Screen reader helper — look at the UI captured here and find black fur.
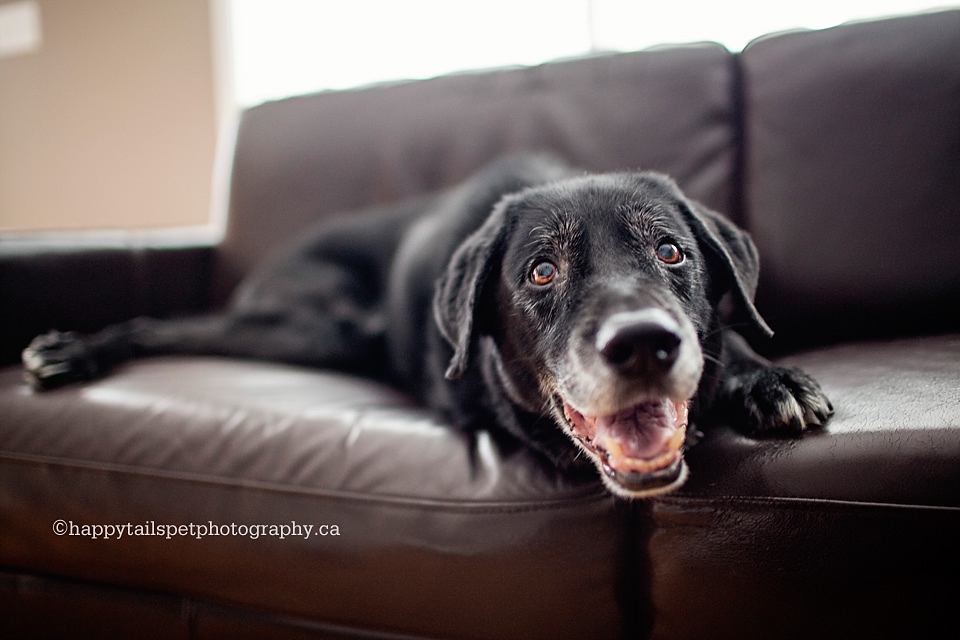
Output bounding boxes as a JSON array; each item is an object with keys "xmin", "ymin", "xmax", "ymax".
[{"xmin": 23, "ymin": 154, "xmax": 832, "ymax": 498}]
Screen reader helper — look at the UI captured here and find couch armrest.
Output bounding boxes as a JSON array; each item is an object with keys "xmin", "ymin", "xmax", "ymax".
[{"xmin": 0, "ymin": 228, "xmax": 219, "ymax": 365}]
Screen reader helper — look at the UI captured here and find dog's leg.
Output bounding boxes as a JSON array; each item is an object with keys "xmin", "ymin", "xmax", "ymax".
[
  {"xmin": 23, "ymin": 305, "xmax": 386, "ymax": 391},
  {"xmin": 717, "ymin": 331, "xmax": 833, "ymax": 435},
  {"xmin": 23, "ymin": 321, "xmax": 149, "ymax": 390},
  {"xmin": 23, "ymin": 207, "xmax": 405, "ymax": 391}
]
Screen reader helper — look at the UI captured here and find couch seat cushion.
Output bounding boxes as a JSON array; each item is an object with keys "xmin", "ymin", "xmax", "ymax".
[
  {"xmin": 649, "ymin": 334, "xmax": 960, "ymax": 640},
  {"xmin": 0, "ymin": 357, "xmax": 627, "ymax": 639}
]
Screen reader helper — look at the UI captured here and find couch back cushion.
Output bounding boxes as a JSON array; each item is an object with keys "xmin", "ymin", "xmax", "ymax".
[
  {"xmin": 742, "ymin": 10, "xmax": 960, "ymax": 350},
  {"xmin": 216, "ymin": 44, "xmax": 737, "ymax": 300}
]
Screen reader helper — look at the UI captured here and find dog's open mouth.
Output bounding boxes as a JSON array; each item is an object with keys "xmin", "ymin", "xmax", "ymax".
[{"xmin": 562, "ymin": 398, "xmax": 688, "ymax": 495}]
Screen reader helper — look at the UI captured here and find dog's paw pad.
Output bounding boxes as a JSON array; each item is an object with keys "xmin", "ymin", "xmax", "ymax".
[
  {"xmin": 727, "ymin": 366, "xmax": 833, "ymax": 436},
  {"xmin": 22, "ymin": 330, "xmax": 99, "ymax": 390}
]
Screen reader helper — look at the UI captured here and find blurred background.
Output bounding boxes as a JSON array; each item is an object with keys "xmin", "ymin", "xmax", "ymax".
[{"xmin": 0, "ymin": 0, "xmax": 952, "ymax": 232}]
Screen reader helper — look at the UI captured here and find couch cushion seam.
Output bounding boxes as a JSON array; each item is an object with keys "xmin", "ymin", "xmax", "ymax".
[{"xmin": 0, "ymin": 451, "xmax": 610, "ymax": 514}]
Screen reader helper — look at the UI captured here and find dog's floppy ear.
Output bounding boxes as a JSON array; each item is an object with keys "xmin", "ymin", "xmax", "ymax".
[
  {"xmin": 433, "ymin": 202, "xmax": 510, "ymax": 379},
  {"xmin": 680, "ymin": 200, "xmax": 774, "ymax": 339}
]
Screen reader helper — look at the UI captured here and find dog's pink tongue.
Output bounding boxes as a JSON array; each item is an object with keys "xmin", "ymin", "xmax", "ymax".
[{"xmin": 594, "ymin": 399, "xmax": 681, "ymax": 461}]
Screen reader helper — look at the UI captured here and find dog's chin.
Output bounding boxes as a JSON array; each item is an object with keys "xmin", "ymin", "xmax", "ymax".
[{"xmin": 559, "ymin": 396, "xmax": 690, "ymax": 498}]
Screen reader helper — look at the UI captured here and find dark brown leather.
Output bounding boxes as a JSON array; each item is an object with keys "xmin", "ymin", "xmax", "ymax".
[
  {"xmin": 0, "ymin": 359, "xmax": 627, "ymax": 639},
  {"xmin": 218, "ymin": 43, "xmax": 738, "ymax": 301},
  {"xmin": 742, "ymin": 10, "xmax": 960, "ymax": 352},
  {"xmin": 3, "ymin": 335, "xmax": 957, "ymax": 637},
  {"xmin": 648, "ymin": 335, "xmax": 960, "ymax": 639},
  {"xmin": 680, "ymin": 335, "xmax": 960, "ymax": 506},
  {"xmin": 649, "ymin": 497, "xmax": 959, "ymax": 640}
]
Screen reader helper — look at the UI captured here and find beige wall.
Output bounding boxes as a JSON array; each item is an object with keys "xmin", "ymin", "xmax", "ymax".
[{"xmin": 0, "ymin": 0, "xmax": 219, "ymax": 231}]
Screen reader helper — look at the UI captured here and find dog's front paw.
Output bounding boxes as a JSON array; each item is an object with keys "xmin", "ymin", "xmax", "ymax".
[
  {"xmin": 22, "ymin": 330, "xmax": 100, "ymax": 391},
  {"xmin": 724, "ymin": 366, "xmax": 833, "ymax": 436}
]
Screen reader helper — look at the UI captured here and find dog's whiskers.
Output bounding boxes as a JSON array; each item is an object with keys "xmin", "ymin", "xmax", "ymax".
[{"xmin": 702, "ymin": 352, "xmax": 724, "ymax": 367}]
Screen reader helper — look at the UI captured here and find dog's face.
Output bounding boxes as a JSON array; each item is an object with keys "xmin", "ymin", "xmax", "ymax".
[{"xmin": 435, "ymin": 171, "xmax": 769, "ymax": 498}]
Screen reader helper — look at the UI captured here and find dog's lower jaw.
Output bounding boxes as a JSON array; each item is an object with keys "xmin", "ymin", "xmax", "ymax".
[{"xmin": 598, "ymin": 456, "xmax": 689, "ymax": 499}]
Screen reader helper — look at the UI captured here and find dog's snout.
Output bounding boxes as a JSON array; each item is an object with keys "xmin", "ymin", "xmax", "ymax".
[{"xmin": 596, "ymin": 309, "xmax": 682, "ymax": 376}]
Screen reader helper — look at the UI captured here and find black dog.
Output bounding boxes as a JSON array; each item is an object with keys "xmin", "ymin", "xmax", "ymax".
[{"xmin": 22, "ymin": 155, "xmax": 832, "ymax": 498}]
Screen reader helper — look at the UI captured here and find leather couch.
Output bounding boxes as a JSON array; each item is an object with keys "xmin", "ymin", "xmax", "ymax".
[{"xmin": 2, "ymin": 9, "xmax": 959, "ymax": 639}]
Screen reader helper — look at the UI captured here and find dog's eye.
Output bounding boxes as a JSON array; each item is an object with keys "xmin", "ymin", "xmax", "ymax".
[
  {"xmin": 530, "ymin": 260, "xmax": 558, "ymax": 285},
  {"xmin": 656, "ymin": 242, "xmax": 684, "ymax": 265}
]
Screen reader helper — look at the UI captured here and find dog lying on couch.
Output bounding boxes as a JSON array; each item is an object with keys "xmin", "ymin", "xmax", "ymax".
[{"xmin": 22, "ymin": 154, "xmax": 832, "ymax": 498}]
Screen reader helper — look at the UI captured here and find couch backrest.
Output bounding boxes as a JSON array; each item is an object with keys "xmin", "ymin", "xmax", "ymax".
[
  {"xmin": 217, "ymin": 10, "xmax": 960, "ymax": 352},
  {"xmin": 216, "ymin": 43, "xmax": 738, "ymax": 301},
  {"xmin": 741, "ymin": 9, "xmax": 960, "ymax": 350}
]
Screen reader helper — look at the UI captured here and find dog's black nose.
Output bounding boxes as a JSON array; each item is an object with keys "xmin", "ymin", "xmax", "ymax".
[{"xmin": 596, "ymin": 309, "xmax": 681, "ymax": 376}]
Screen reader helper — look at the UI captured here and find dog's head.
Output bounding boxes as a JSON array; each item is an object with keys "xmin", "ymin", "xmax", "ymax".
[{"xmin": 434, "ymin": 171, "xmax": 770, "ymax": 498}]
